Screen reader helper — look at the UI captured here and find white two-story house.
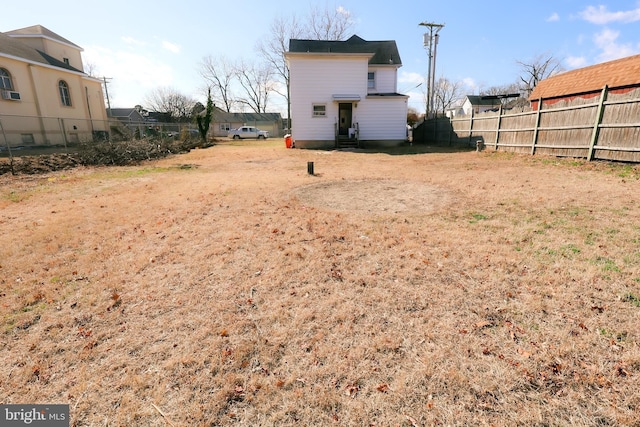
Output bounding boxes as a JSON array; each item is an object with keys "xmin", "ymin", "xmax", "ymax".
[{"xmin": 285, "ymin": 35, "xmax": 409, "ymax": 149}]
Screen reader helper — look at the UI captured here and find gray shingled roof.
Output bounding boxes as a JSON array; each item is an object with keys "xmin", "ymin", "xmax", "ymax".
[
  {"xmin": 0, "ymin": 29, "xmax": 82, "ymax": 73},
  {"xmin": 289, "ymin": 35, "xmax": 402, "ymax": 65}
]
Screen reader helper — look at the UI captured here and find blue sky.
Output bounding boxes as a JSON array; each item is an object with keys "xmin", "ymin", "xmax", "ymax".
[{"xmin": 4, "ymin": 0, "xmax": 640, "ymax": 115}]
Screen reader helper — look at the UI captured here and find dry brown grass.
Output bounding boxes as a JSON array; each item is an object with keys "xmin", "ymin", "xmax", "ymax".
[{"xmin": 1, "ymin": 140, "xmax": 640, "ymax": 426}]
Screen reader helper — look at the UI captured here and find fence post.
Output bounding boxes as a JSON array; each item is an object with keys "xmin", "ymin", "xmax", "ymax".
[
  {"xmin": 0, "ymin": 119, "xmax": 15, "ymax": 175},
  {"xmin": 468, "ymin": 109, "xmax": 474, "ymax": 146},
  {"xmin": 495, "ymin": 105, "xmax": 503, "ymax": 151},
  {"xmin": 531, "ymin": 99, "xmax": 542, "ymax": 155},
  {"xmin": 587, "ymin": 85, "xmax": 608, "ymax": 161}
]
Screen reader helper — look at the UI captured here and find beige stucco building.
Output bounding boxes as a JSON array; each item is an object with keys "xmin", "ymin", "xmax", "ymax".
[{"xmin": 0, "ymin": 25, "xmax": 108, "ymax": 147}]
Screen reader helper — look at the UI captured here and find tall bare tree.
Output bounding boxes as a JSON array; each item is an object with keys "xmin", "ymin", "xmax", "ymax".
[
  {"xmin": 307, "ymin": 5, "xmax": 354, "ymax": 40},
  {"xmin": 143, "ymin": 87, "xmax": 196, "ymax": 122},
  {"xmin": 256, "ymin": 5, "xmax": 356, "ymax": 124},
  {"xmin": 199, "ymin": 55, "xmax": 237, "ymax": 113},
  {"xmin": 235, "ymin": 61, "xmax": 274, "ymax": 113},
  {"xmin": 256, "ymin": 14, "xmax": 305, "ymax": 123},
  {"xmin": 518, "ymin": 54, "xmax": 564, "ymax": 96}
]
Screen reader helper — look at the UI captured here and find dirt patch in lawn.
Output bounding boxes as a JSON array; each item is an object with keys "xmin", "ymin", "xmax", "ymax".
[
  {"xmin": 1, "ymin": 142, "xmax": 640, "ymax": 426},
  {"xmin": 294, "ymin": 179, "xmax": 452, "ymax": 213}
]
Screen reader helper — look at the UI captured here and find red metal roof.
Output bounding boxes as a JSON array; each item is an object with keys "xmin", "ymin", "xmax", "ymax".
[{"xmin": 529, "ymin": 54, "xmax": 640, "ymax": 100}]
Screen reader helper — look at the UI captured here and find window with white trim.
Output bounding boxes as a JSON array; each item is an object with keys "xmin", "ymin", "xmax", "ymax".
[
  {"xmin": 367, "ymin": 71, "xmax": 375, "ymax": 89},
  {"xmin": 312, "ymin": 104, "xmax": 326, "ymax": 117},
  {"xmin": 219, "ymin": 123, "xmax": 230, "ymax": 132},
  {"xmin": 59, "ymin": 80, "xmax": 71, "ymax": 106},
  {"xmin": 0, "ymin": 68, "xmax": 13, "ymax": 90}
]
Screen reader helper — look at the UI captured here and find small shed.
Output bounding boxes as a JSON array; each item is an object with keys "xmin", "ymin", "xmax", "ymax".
[{"xmin": 529, "ymin": 54, "xmax": 640, "ymax": 109}]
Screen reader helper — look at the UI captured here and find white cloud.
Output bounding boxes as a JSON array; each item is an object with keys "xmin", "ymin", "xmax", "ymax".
[
  {"xmin": 547, "ymin": 12, "xmax": 560, "ymax": 22},
  {"xmin": 399, "ymin": 71, "xmax": 425, "ymax": 86},
  {"xmin": 566, "ymin": 56, "xmax": 588, "ymax": 68},
  {"xmin": 462, "ymin": 77, "xmax": 478, "ymax": 93},
  {"xmin": 162, "ymin": 41, "xmax": 181, "ymax": 54},
  {"xmin": 83, "ymin": 45, "xmax": 175, "ymax": 107},
  {"xmin": 593, "ymin": 28, "xmax": 638, "ymax": 61},
  {"xmin": 580, "ymin": 5, "xmax": 640, "ymax": 24},
  {"xmin": 121, "ymin": 36, "xmax": 147, "ymax": 47}
]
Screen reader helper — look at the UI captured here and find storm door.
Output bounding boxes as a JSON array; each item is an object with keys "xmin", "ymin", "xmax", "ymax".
[{"xmin": 338, "ymin": 103, "xmax": 353, "ymax": 137}]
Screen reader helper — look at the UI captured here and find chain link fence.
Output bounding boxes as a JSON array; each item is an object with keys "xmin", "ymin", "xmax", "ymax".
[{"xmin": 0, "ymin": 114, "xmax": 199, "ymax": 158}]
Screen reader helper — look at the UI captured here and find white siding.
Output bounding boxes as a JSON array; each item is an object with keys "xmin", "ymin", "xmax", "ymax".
[
  {"xmin": 289, "ymin": 55, "xmax": 369, "ymax": 142},
  {"xmin": 356, "ymin": 97, "xmax": 408, "ymax": 140},
  {"xmin": 368, "ymin": 66, "xmax": 397, "ymax": 94},
  {"xmin": 288, "ymin": 51, "xmax": 407, "ymax": 146}
]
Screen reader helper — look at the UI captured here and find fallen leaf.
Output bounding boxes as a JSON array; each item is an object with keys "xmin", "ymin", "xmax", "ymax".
[
  {"xmin": 475, "ymin": 321, "xmax": 493, "ymax": 329},
  {"xmin": 376, "ymin": 383, "xmax": 389, "ymax": 393},
  {"xmin": 344, "ymin": 383, "xmax": 359, "ymax": 397}
]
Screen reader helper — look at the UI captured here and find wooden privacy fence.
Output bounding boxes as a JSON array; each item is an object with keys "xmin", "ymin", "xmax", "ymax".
[{"xmin": 422, "ymin": 86, "xmax": 640, "ymax": 162}]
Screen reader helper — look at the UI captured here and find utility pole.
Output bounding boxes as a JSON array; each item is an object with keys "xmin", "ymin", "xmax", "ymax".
[
  {"xmin": 419, "ymin": 21, "xmax": 444, "ymax": 119},
  {"xmin": 102, "ymin": 77, "xmax": 112, "ymax": 117}
]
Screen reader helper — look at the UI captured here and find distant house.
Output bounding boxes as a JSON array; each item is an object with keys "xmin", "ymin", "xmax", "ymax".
[
  {"xmin": 211, "ymin": 106, "xmax": 283, "ymax": 138},
  {"xmin": 110, "ymin": 108, "xmax": 146, "ymax": 124},
  {"xmin": 529, "ymin": 54, "xmax": 640, "ymax": 110},
  {"xmin": 285, "ymin": 35, "xmax": 408, "ymax": 149},
  {"xmin": 0, "ymin": 25, "xmax": 108, "ymax": 146},
  {"xmin": 460, "ymin": 95, "xmax": 502, "ymax": 115}
]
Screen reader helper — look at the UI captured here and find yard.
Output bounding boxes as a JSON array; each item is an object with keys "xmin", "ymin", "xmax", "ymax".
[{"xmin": 1, "ymin": 140, "xmax": 639, "ymax": 426}]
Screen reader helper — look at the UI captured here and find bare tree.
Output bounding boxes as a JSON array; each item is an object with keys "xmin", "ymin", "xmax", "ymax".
[
  {"xmin": 307, "ymin": 5, "xmax": 354, "ymax": 40},
  {"xmin": 84, "ymin": 62, "xmax": 99, "ymax": 78},
  {"xmin": 256, "ymin": 14, "xmax": 305, "ymax": 123},
  {"xmin": 518, "ymin": 54, "xmax": 564, "ymax": 96},
  {"xmin": 432, "ymin": 77, "xmax": 464, "ymax": 116},
  {"xmin": 143, "ymin": 87, "xmax": 196, "ymax": 122},
  {"xmin": 256, "ymin": 5, "xmax": 356, "ymax": 124},
  {"xmin": 480, "ymin": 82, "xmax": 524, "ymax": 107},
  {"xmin": 235, "ymin": 61, "xmax": 274, "ymax": 113},
  {"xmin": 199, "ymin": 55, "xmax": 237, "ymax": 113}
]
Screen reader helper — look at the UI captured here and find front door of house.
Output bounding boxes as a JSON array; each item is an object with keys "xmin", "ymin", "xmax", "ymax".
[{"xmin": 338, "ymin": 103, "xmax": 352, "ymax": 136}]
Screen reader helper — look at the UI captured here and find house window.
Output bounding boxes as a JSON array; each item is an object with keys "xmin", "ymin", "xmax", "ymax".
[
  {"xmin": 312, "ymin": 104, "xmax": 326, "ymax": 117},
  {"xmin": 59, "ymin": 80, "xmax": 71, "ymax": 106},
  {"xmin": 0, "ymin": 68, "xmax": 13, "ymax": 90},
  {"xmin": 219, "ymin": 123, "xmax": 230, "ymax": 132},
  {"xmin": 367, "ymin": 72, "xmax": 375, "ymax": 89},
  {"xmin": 63, "ymin": 58, "xmax": 70, "ymax": 65}
]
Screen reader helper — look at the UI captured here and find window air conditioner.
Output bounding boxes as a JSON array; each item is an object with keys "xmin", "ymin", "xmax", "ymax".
[{"xmin": 1, "ymin": 90, "xmax": 21, "ymax": 101}]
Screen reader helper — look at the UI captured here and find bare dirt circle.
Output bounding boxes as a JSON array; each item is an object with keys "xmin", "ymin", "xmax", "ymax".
[{"xmin": 293, "ymin": 179, "xmax": 452, "ymax": 214}]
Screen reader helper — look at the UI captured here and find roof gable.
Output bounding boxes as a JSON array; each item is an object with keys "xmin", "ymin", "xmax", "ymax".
[
  {"xmin": 0, "ymin": 31, "xmax": 82, "ymax": 72},
  {"xmin": 6, "ymin": 25, "xmax": 82, "ymax": 50},
  {"xmin": 529, "ymin": 54, "xmax": 640, "ymax": 100},
  {"xmin": 288, "ymin": 34, "xmax": 402, "ymax": 65}
]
